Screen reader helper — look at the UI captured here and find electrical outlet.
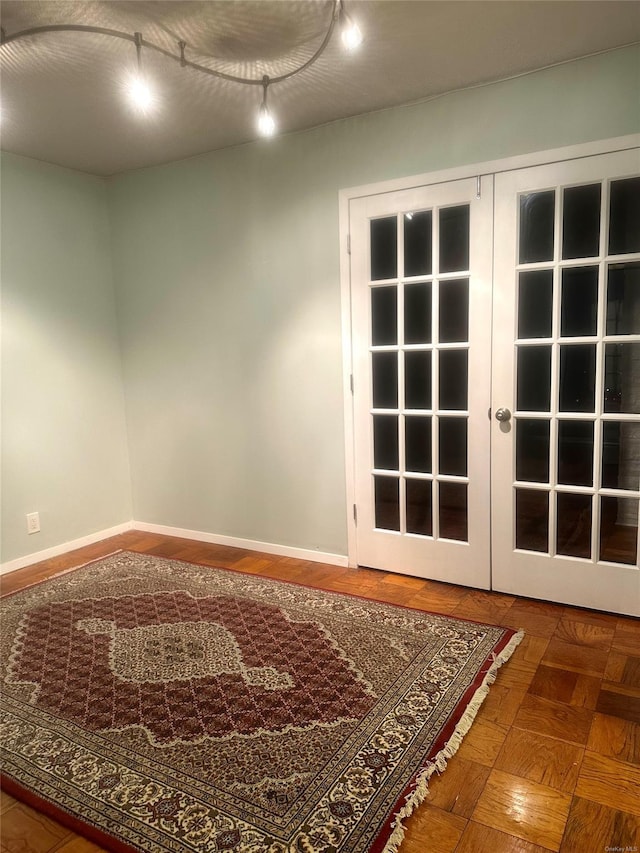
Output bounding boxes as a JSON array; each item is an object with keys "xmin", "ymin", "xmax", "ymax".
[{"xmin": 26, "ymin": 512, "xmax": 40, "ymax": 534}]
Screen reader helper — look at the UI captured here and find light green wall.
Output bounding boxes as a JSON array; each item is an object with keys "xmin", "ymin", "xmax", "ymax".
[
  {"xmin": 1, "ymin": 153, "xmax": 132, "ymax": 562},
  {"xmin": 108, "ymin": 47, "xmax": 639, "ymax": 557}
]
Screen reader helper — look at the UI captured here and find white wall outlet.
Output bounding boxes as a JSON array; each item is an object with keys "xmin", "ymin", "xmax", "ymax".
[{"xmin": 26, "ymin": 512, "xmax": 40, "ymax": 534}]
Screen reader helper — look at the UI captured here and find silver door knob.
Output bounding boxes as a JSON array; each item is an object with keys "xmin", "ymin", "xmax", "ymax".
[{"xmin": 495, "ymin": 407, "xmax": 511, "ymax": 422}]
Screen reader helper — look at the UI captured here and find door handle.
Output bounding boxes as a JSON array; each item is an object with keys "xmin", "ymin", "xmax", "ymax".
[{"xmin": 495, "ymin": 407, "xmax": 511, "ymax": 422}]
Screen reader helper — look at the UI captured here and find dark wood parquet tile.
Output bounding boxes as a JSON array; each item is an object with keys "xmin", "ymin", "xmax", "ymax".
[
  {"xmin": 494, "ymin": 728, "xmax": 584, "ymax": 793},
  {"xmin": 472, "ymin": 769, "xmax": 572, "ymax": 850},
  {"xmin": 512, "ymin": 693, "xmax": 594, "ymax": 745},
  {"xmin": 575, "ymin": 752, "xmax": 640, "ymax": 817},
  {"xmin": 559, "ymin": 797, "xmax": 640, "ymax": 853},
  {"xmin": 425, "ymin": 756, "xmax": 490, "ymax": 818},
  {"xmin": 595, "ymin": 688, "xmax": 640, "ymax": 725},
  {"xmin": 587, "ymin": 712, "xmax": 640, "ymax": 765},
  {"xmin": 474, "ymin": 684, "xmax": 528, "ymax": 728},
  {"xmin": 0, "ymin": 802, "xmax": 71, "ymax": 853},
  {"xmin": 401, "ymin": 803, "xmax": 466, "ymax": 853},
  {"xmin": 528, "ymin": 665, "xmax": 601, "ymax": 710},
  {"xmin": 1, "ymin": 531, "xmax": 638, "ymax": 853},
  {"xmin": 541, "ymin": 638, "xmax": 609, "ymax": 677},
  {"xmin": 623, "ymin": 656, "xmax": 640, "ymax": 689},
  {"xmin": 457, "ymin": 822, "xmax": 550, "ymax": 853},
  {"xmin": 552, "ymin": 619, "xmax": 615, "ymax": 650}
]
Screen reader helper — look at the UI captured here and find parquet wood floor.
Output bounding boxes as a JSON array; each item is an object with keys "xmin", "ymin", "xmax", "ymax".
[{"xmin": 1, "ymin": 530, "xmax": 638, "ymax": 853}]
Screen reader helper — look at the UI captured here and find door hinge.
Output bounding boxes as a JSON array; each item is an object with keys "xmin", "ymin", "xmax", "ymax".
[
  {"xmin": 353, "ymin": 504, "xmax": 358, "ymax": 525},
  {"xmin": 350, "ymin": 374, "xmax": 354, "ymax": 394},
  {"xmin": 347, "ymin": 234, "xmax": 351, "ymax": 255},
  {"xmin": 488, "ymin": 407, "xmax": 491, "ymax": 420}
]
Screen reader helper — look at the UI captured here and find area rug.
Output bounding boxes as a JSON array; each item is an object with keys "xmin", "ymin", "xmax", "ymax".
[{"xmin": 1, "ymin": 551, "xmax": 522, "ymax": 853}]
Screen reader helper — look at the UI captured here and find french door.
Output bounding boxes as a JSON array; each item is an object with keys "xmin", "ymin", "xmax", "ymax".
[
  {"xmin": 348, "ymin": 145, "xmax": 639, "ymax": 615},
  {"xmin": 350, "ymin": 177, "xmax": 493, "ymax": 588},
  {"xmin": 492, "ymin": 150, "xmax": 640, "ymax": 615}
]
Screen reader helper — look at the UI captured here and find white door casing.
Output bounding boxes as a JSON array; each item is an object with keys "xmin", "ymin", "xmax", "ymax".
[{"xmin": 340, "ymin": 136, "xmax": 640, "ymax": 616}]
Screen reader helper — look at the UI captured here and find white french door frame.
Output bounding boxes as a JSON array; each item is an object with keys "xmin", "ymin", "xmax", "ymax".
[{"xmin": 339, "ymin": 134, "xmax": 640, "ymax": 580}]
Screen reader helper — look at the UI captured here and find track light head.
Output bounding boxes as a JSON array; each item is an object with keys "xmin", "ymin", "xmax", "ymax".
[
  {"xmin": 257, "ymin": 75, "xmax": 276, "ymax": 137},
  {"xmin": 340, "ymin": 3, "xmax": 363, "ymax": 51},
  {"xmin": 126, "ymin": 32, "xmax": 156, "ymax": 113}
]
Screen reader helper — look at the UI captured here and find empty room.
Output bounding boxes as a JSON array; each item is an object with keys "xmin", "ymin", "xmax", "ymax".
[{"xmin": 1, "ymin": 2, "xmax": 639, "ymax": 852}]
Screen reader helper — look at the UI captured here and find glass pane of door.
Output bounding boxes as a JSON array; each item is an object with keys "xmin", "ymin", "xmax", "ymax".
[{"xmin": 368, "ymin": 206, "xmax": 471, "ymax": 543}]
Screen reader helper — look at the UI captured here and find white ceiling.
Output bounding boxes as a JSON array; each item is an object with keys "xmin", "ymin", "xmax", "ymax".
[{"xmin": 1, "ymin": 1, "xmax": 639, "ymax": 176}]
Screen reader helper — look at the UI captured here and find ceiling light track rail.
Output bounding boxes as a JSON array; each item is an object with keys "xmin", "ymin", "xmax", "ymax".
[
  {"xmin": 0, "ymin": 1, "xmax": 363, "ymax": 137},
  {"xmin": 0, "ymin": 2, "xmax": 338, "ymax": 86}
]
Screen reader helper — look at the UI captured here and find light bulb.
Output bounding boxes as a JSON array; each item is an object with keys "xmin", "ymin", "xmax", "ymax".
[
  {"xmin": 127, "ymin": 73, "xmax": 155, "ymax": 112},
  {"xmin": 341, "ymin": 16, "xmax": 362, "ymax": 51},
  {"xmin": 258, "ymin": 103, "xmax": 276, "ymax": 137}
]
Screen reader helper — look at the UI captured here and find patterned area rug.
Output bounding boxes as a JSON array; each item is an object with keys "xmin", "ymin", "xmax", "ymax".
[{"xmin": 1, "ymin": 552, "xmax": 522, "ymax": 853}]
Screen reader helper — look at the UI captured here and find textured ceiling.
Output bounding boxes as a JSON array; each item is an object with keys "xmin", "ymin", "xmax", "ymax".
[{"xmin": 1, "ymin": 1, "xmax": 639, "ymax": 176}]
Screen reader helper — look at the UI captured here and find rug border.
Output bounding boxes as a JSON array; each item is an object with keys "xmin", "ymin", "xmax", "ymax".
[
  {"xmin": 373, "ymin": 628, "xmax": 524, "ymax": 853},
  {"xmin": 1, "ymin": 549, "xmax": 524, "ymax": 853},
  {"xmin": 0, "ymin": 773, "xmax": 140, "ymax": 853}
]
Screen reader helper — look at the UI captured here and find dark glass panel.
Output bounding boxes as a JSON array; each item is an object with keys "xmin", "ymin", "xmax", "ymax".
[
  {"xmin": 439, "ymin": 278, "xmax": 469, "ymax": 343},
  {"xmin": 372, "ymin": 352, "xmax": 398, "ymax": 409},
  {"xmin": 609, "ymin": 177, "xmax": 640, "ymax": 256},
  {"xmin": 562, "ymin": 183, "xmax": 601, "ymax": 259},
  {"xmin": 439, "ymin": 206, "xmax": 469, "ymax": 273},
  {"xmin": 517, "ymin": 346, "xmax": 552, "ymax": 412},
  {"xmin": 518, "ymin": 270, "xmax": 553, "ymax": 339},
  {"xmin": 439, "ymin": 417, "xmax": 467, "ymax": 476},
  {"xmin": 561, "ymin": 267, "xmax": 598, "ymax": 337},
  {"xmin": 439, "ymin": 350, "xmax": 468, "ymax": 410},
  {"xmin": 600, "ymin": 496, "xmax": 639, "ymax": 565},
  {"xmin": 374, "ymin": 476, "xmax": 400, "ymax": 531},
  {"xmin": 558, "ymin": 420, "xmax": 594, "ymax": 487},
  {"xmin": 607, "ymin": 262, "xmax": 640, "ymax": 336},
  {"xmin": 602, "ymin": 422, "xmax": 640, "ymax": 492},
  {"xmin": 404, "ymin": 282, "xmax": 432, "ymax": 344},
  {"xmin": 406, "ymin": 479, "xmax": 433, "ymax": 536},
  {"xmin": 557, "ymin": 493, "xmax": 592, "ymax": 559},
  {"xmin": 373, "ymin": 415, "xmax": 399, "ymax": 471},
  {"xmin": 519, "ymin": 191, "xmax": 555, "ymax": 264},
  {"xmin": 438, "ymin": 482, "xmax": 467, "ymax": 541},
  {"xmin": 604, "ymin": 343, "xmax": 640, "ymax": 414},
  {"xmin": 371, "ymin": 286, "xmax": 397, "ymax": 346},
  {"xmin": 404, "ymin": 210, "xmax": 433, "ymax": 277},
  {"xmin": 405, "ymin": 351, "xmax": 432, "ymax": 409},
  {"xmin": 559, "ymin": 345, "xmax": 596, "ymax": 413},
  {"xmin": 371, "ymin": 216, "xmax": 397, "ymax": 280},
  {"xmin": 516, "ymin": 419, "xmax": 550, "ymax": 483},
  {"xmin": 516, "ymin": 489, "xmax": 549, "ymax": 552},
  {"xmin": 405, "ymin": 416, "xmax": 432, "ymax": 473}
]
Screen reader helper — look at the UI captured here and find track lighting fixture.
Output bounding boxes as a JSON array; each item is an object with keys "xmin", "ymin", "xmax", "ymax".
[
  {"xmin": 127, "ymin": 32, "xmax": 155, "ymax": 112},
  {"xmin": 257, "ymin": 76, "xmax": 276, "ymax": 137},
  {"xmin": 0, "ymin": 0, "xmax": 364, "ymax": 140},
  {"xmin": 339, "ymin": 2, "xmax": 363, "ymax": 52}
]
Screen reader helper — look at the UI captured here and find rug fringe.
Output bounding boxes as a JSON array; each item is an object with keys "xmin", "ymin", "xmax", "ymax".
[{"xmin": 382, "ymin": 630, "xmax": 525, "ymax": 853}]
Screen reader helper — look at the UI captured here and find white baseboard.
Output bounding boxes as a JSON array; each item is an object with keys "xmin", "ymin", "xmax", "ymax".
[
  {"xmin": 0, "ymin": 520, "xmax": 348, "ymax": 576},
  {"xmin": 132, "ymin": 521, "xmax": 349, "ymax": 568},
  {"xmin": 0, "ymin": 522, "xmax": 134, "ymax": 575}
]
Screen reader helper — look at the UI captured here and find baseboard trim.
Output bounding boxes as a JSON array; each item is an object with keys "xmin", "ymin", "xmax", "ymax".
[
  {"xmin": 132, "ymin": 521, "xmax": 349, "ymax": 568},
  {"xmin": 0, "ymin": 522, "xmax": 134, "ymax": 575}
]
